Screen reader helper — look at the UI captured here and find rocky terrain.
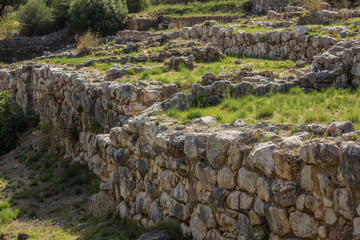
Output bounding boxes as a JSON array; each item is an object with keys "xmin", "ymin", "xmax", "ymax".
[{"xmin": 2, "ymin": 0, "xmax": 360, "ymax": 239}]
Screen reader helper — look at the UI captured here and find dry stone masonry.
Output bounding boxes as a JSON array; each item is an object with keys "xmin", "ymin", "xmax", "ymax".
[{"xmin": 2, "ymin": 64, "xmax": 360, "ymax": 239}]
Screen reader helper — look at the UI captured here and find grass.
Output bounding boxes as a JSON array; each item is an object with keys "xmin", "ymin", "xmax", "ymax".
[
  {"xmin": 0, "ymin": 219, "xmax": 78, "ymax": 240},
  {"xmin": 136, "ymin": 0, "xmax": 251, "ymax": 18},
  {"xmin": 0, "ymin": 179, "xmax": 20, "ymax": 224},
  {"xmin": 165, "ymin": 87, "xmax": 360, "ymax": 129},
  {"xmin": 83, "ymin": 215, "xmax": 189, "ymax": 240},
  {"xmin": 125, "ymin": 56, "xmax": 300, "ymax": 88}
]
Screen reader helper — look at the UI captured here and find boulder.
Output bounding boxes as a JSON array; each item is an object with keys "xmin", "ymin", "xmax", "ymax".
[
  {"xmin": 340, "ymin": 143, "xmax": 360, "ymax": 187},
  {"xmin": 289, "ymin": 211, "xmax": 317, "ymax": 238},
  {"xmin": 326, "ymin": 121, "xmax": 355, "ymax": 137},
  {"xmin": 264, "ymin": 205, "xmax": 291, "ymax": 236},
  {"xmin": 138, "ymin": 230, "xmax": 171, "ymax": 240},
  {"xmin": 248, "ymin": 142, "xmax": 279, "ymax": 177}
]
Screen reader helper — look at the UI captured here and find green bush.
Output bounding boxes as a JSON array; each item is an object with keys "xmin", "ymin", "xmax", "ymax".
[
  {"xmin": 51, "ymin": 0, "xmax": 72, "ymax": 26},
  {"xmin": 17, "ymin": 0, "xmax": 52, "ymax": 36},
  {"xmin": 127, "ymin": 0, "xmax": 149, "ymax": 13},
  {"xmin": 68, "ymin": 0, "xmax": 128, "ymax": 36},
  {"xmin": 0, "ymin": 91, "xmax": 28, "ymax": 156}
]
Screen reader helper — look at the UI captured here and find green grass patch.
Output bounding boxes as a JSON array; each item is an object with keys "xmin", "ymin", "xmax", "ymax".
[
  {"xmin": 138, "ymin": 0, "xmax": 251, "ymax": 17},
  {"xmin": 165, "ymin": 87, "xmax": 360, "ymax": 128}
]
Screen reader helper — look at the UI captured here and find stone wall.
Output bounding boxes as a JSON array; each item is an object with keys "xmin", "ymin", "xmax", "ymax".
[
  {"xmin": 180, "ymin": 24, "xmax": 337, "ymax": 62},
  {"xmin": 0, "ymin": 29, "xmax": 72, "ymax": 63},
  {"xmin": 297, "ymin": 39, "xmax": 360, "ymax": 89},
  {"xmin": 0, "ymin": 64, "xmax": 178, "ymax": 136},
  {"xmin": 78, "ymin": 101, "xmax": 360, "ymax": 240},
  {"xmin": 162, "ymin": 16, "xmax": 244, "ymax": 28},
  {"xmin": 123, "ymin": 16, "xmax": 244, "ymax": 31},
  {"xmin": 297, "ymin": 9, "xmax": 360, "ymax": 25},
  {"xmin": 2, "ymin": 64, "xmax": 360, "ymax": 239},
  {"xmin": 125, "ymin": 19, "xmax": 158, "ymax": 31},
  {"xmin": 250, "ymin": 0, "xmax": 300, "ymax": 14}
]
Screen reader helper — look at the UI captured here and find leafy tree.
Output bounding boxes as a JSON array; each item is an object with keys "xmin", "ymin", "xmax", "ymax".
[
  {"xmin": 17, "ymin": 0, "xmax": 52, "ymax": 36},
  {"xmin": 0, "ymin": 91, "xmax": 27, "ymax": 156},
  {"xmin": 68, "ymin": 0, "xmax": 128, "ymax": 36},
  {"xmin": 0, "ymin": 0, "xmax": 25, "ymax": 17},
  {"xmin": 126, "ymin": 0, "xmax": 149, "ymax": 13},
  {"xmin": 51, "ymin": 0, "xmax": 72, "ymax": 26}
]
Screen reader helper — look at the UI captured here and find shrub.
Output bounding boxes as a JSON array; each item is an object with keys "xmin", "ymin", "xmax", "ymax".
[
  {"xmin": 76, "ymin": 31, "xmax": 99, "ymax": 55},
  {"xmin": 126, "ymin": 0, "xmax": 149, "ymax": 13},
  {"xmin": 0, "ymin": 91, "xmax": 28, "ymax": 156},
  {"xmin": 17, "ymin": 0, "xmax": 52, "ymax": 36},
  {"xmin": 51, "ymin": 0, "xmax": 72, "ymax": 26},
  {"xmin": 68, "ymin": 0, "xmax": 128, "ymax": 36},
  {"xmin": 0, "ymin": 16, "xmax": 20, "ymax": 40}
]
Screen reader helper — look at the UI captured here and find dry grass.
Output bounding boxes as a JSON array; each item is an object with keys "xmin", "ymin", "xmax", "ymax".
[{"xmin": 76, "ymin": 31, "xmax": 99, "ymax": 56}]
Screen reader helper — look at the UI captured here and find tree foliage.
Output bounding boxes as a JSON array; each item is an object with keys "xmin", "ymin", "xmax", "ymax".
[
  {"xmin": 51, "ymin": 0, "xmax": 72, "ymax": 26},
  {"xmin": 17, "ymin": 0, "xmax": 52, "ymax": 36},
  {"xmin": 68, "ymin": 0, "xmax": 128, "ymax": 36},
  {"xmin": 126, "ymin": 0, "xmax": 149, "ymax": 13},
  {"xmin": 0, "ymin": 0, "xmax": 25, "ymax": 17}
]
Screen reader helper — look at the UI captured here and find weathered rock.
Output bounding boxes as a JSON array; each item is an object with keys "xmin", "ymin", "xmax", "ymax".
[
  {"xmin": 238, "ymin": 167, "xmax": 258, "ymax": 194},
  {"xmin": 89, "ymin": 191, "xmax": 116, "ymax": 220},
  {"xmin": 325, "ymin": 208, "xmax": 337, "ymax": 225},
  {"xmin": 271, "ymin": 179, "xmax": 297, "ymax": 207},
  {"xmin": 190, "ymin": 211, "xmax": 207, "ymax": 240},
  {"xmin": 184, "ymin": 133, "xmax": 209, "ymax": 160},
  {"xmin": 199, "ymin": 204, "xmax": 216, "ymax": 228},
  {"xmin": 257, "ymin": 177, "xmax": 272, "ymax": 202},
  {"xmin": 248, "ymin": 142, "xmax": 279, "ymax": 177},
  {"xmin": 326, "ymin": 121, "xmax": 355, "ymax": 137},
  {"xmin": 273, "ymin": 150, "xmax": 301, "ymax": 181},
  {"xmin": 135, "ymin": 192, "xmax": 152, "ymax": 214},
  {"xmin": 300, "ymin": 140, "xmax": 340, "ymax": 166},
  {"xmin": 300, "ymin": 165, "xmax": 315, "ymax": 192},
  {"xmin": 333, "ymin": 188, "xmax": 355, "ymax": 220},
  {"xmin": 195, "ymin": 161, "xmax": 217, "ymax": 191},
  {"xmin": 293, "ymin": 26, "xmax": 309, "ymax": 38},
  {"xmin": 218, "ymin": 213, "xmax": 237, "ymax": 232},
  {"xmin": 209, "ymin": 188, "xmax": 225, "ymax": 209},
  {"xmin": 159, "ymin": 170, "xmax": 177, "ymax": 192},
  {"xmin": 340, "ymin": 143, "xmax": 360, "ymax": 187},
  {"xmin": 226, "ymin": 191, "xmax": 241, "ymax": 210},
  {"xmin": 207, "ymin": 131, "xmax": 244, "ymax": 170},
  {"xmin": 289, "ymin": 211, "xmax": 317, "ymax": 238},
  {"xmin": 217, "ymin": 166, "xmax": 235, "ymax": 189},
  {"xmin": 237, "ymin": 213, "xmax": 253, "ymax": 239},
  {"xmin": 239, "ymin": 191, "xmax": 254, "ymax": 210},
  {"xmin": 138, "ymin": 230, "xmax": 171, "ymax": 240},
  {"xmin": 264, "ymin": 205, "xmax": 291, "ymax": 236},
  {"xmin": 279, "ymin": 136, "xmax": 303, "ymax": 149}
]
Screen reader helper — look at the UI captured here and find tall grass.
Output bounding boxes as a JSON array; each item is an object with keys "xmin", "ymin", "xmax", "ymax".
[{"xmin": 165, "ymin": 87, "xmax": 360, "ymax": 129}]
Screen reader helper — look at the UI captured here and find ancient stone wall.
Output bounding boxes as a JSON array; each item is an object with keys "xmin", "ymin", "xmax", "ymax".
[
  {"xmin": 2, "ymin": 64, "xmax": 360, "ymax": 239},
  {"xmin": 180, "ymin": 24, "xmax": 336, "ymax": 62},
  {"xmin": 77, "ymin": 101, "xmax": 360, "ymax": 240},
  {"xmin": 125, "ymin": 19, "xmax": 158, "ymax": 31},
  {"xmin": 162, "ymin": 16, "xmax": 244, "ymax": 28},
  {"xmin": 0, "ymin": 64, "xmax": 178, "ymax": 149},
  {"xmin": 250, "ymin": 0, "xmax": 299, "ymax": 14},
  {"xmin": 0, "ymin": 29, "xmax": 72, "ymax": 63}
]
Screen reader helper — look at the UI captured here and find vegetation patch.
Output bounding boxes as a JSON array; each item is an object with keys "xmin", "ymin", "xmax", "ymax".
[
  {"xmin": 0, "ymin": 91, "xmax": 29, "ymax": 156},
  {"xmin": 165, "ymin": 87, "xmax": 360, "ymax": 128},
  {"xmin": 137, "ymin": 0, "xmax": 252, "ymax": 17}
]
